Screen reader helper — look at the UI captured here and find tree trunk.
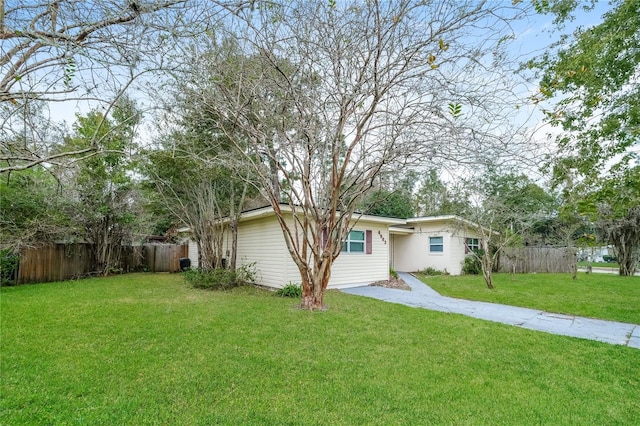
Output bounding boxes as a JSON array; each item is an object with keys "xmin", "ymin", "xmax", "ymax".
[
  {"xmin": 618, "ymin": 254, "xmax": 637, "ymax": 276},
  {"xmin": 300, "ymin": 257, "xmax": 331, "ymax": 311},
  {"xmin": 198, "ymin": 228, "xmax": 217, "ymax": 271},
  {"xmin": 230, "ymin": 219, "xmax": 238, "ymax": 272},
  {"xmin": 94, "ymin": 216, "xmax": 111, "ymax": 275},
  {"xmin": 481, "ymin": 250, "xmax": 494, "ymax": 289},
  {"xmin": 268, "ymin": 144, "xmax": 280, "ymax": 203},
  {"xmin": 300, "ymin": 274, "xmax": 329, "ymax": 311},
  {"xmin": 229, "ymin": 179, "xmax": 248, "ymax": 272},
  {"xmin": 482, "ymin": 267, "xmax": 494, "ymax": 289}
]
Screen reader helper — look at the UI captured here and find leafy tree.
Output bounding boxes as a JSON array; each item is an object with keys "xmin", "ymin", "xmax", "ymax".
[
  {"xmin": 531, "ymin": 0, "xmax": 640, "ymax": 276},
  {"xmin": 483, "ymin": 170, "xmax": 558, "ymax": 244},
  {"xmin": 146, "ymin": 64, "xmax": 258, "ymax": 271},
  {"xmin": 62, "ymin": 98, "xmax": 142, "ymax": 274},
  {"xmin": 531, "ymin": 0, "xmax": 639, "ymax": 182},
  {"xmin": 580, "ymin": 166, "xmax": 640, "ymax": 276},
  {"xmin": 359, "ymin": 172, "xmax": 416, "ymax": 219},
  {"xmin": 0, "ymin": 167, "xmax": 72, "ymax": 249},
  {"xmin": 144, "ymin": 142, "xmax": 254, "ymax": 272},
  {"xmin": 360, "ymin": 189, "xmax": 414, "ymax": 219},
  {"xmin": 413, "ymin": 169, "xmax": 472, "ymax": 217}
]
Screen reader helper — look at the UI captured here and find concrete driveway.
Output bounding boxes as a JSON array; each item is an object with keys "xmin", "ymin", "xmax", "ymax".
[{"xmin": 342, "ymin": 272, "xmax": 640, "ymax": 349}]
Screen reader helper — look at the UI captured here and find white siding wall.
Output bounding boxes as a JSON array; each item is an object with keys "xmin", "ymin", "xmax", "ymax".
[
  {"xmin": 232, "ymin": 217, "xmax": 299, "ymax": 288},
  {"xmin": 231, "ymin": 215, "xmax": 390, "ymax": 289},
  {"xmin": 392, "ymin": 221, "xmax": 478, "ymax": 275},
  {"xmin": 187, "ymin": 239, "xmax": 199, "ymax": 269},
  {"xmin": 330, "ymin": 224, "xmax": 390, "ymax": 288},
  {"xmin": 447, "ymin": 234, "xmax": 469, "ymax": 275}
]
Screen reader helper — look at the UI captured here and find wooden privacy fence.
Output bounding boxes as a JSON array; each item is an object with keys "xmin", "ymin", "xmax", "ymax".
[
  {"xmin": 142, "ymin": 244, "xmax": 188, "ymax": 274},
  {"xmin": 17, "ymin": 244, "xmax": 96, "ymax": 285},
  {"xmin": 16, "ymin": 243, "xmax": 188, "ymax": 285},
  {"xmin": 498, "ymin": 247, "xmax": 577, "ymax": 274}
]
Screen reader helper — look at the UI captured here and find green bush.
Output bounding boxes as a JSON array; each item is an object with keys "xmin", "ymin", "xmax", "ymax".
[
  {"xmin": 602, "ymin": 255, "xmax": 617, "ymax": 263},
  {"xmin": 236, "ymin": 262, "xmax": 257, "ymax": 284},
  {"xmin": 389, "ymin": 267, "xmax": 398, "ymax": 279},
  {"xmin": 275, "ymin": 282, "xmax": 302, "ymax": 298},
  {"xmin": 184, "ymin": 263, "xmax": 256, "ymax": 290},
  {"xmin": 0, "ymin": 249, "xmax": 19, "ymax": 286},
  {"xmin": 462, "ymin": 250, "xmax": 483, "ymax": 275},
  {"xmin": 421, "ymin": 267, "xmax": 446, "ymax": 276}
]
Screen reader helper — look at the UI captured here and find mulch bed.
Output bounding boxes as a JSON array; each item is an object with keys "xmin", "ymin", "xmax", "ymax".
[{"xmin": 370, "ymin": 276, "xmax": 411, "ymax": 291}]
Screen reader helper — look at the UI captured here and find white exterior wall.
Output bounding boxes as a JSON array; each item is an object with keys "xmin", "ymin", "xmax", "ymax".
[
  {"xmin": 230, "ymin": 216, "xmax": 300, "ymax": 289},
  {"xmin": 230, "ymin": 215, "xmax": 391, "ymax": 289},
  {"xmin": 330, "ymin": 223, "xmax": 390, "ymax": 288},
  {"xmin": 187, "ymin": 239, "xmax": 199, "ymax": 269},
  {"xmin": 392, "ymin": 221, "xmax": 477, "ymax": 275}
]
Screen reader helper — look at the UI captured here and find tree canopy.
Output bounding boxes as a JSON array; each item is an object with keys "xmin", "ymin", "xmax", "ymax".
[
  {"xmin": 531, "ymin": 0, "xmax": 640, "ymax": 276},
  {"xmin": 531, "ymin": 0, "xmax": 640, "ymax": 181}
]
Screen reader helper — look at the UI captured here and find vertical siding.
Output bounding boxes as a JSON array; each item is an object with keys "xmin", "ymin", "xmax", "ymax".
[{"xmin": 142, "ymin": 244, "xmax": 188, "ymax": 272}]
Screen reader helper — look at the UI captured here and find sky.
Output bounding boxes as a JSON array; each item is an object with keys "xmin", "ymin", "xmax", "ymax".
[
  {"xmin": 44, "ymin": 1, "xmax": 616, "ymax": 159},
  {"xmin": 503, "ymin": 1, "xmax": 614, "ymax": 178}
]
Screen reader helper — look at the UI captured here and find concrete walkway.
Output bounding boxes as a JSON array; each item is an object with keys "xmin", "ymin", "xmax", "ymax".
[{"xmin": 342, "ymin": 272, "xmax": 640, "ymax": 349}]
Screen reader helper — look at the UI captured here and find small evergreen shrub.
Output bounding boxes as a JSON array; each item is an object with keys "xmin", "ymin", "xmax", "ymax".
[
  {"xmin": 389, "ymin": 267, "xmax": 398, "ymax": 279},
  {"xmin": 275, "ymin": 282, "xmax": 302, "ymax": 298},
  {"xmin": 421, "ymin": 267, "xmax": 446, "ymax": 276},
  {"xmin": 0, "ymin": 249, "xmax": 19, "ymax": 286},
  {"xmin": 462, "ymin": 250, "xmax": 484, "ymax": 275},
  {"xmin": 184, "ymin": 269, "xmax": 239, "ymax": 290}
]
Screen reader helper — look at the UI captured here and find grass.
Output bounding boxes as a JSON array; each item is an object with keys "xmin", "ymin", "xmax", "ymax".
[
  {"xmin": 416, "ymin": 272, "xmax": 640, "ymax": 324},
  {"xmin": 2, "ymin": 273, "xmax": 640, "ymax": 425},
  {"xmin": 578, "ymin": 261, "xmax": 619, "ymax": 268}
]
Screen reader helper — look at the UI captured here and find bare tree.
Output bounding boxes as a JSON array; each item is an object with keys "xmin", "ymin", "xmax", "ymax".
[
  {"xmin": 461, "ymin": 169, "xmax": 558, "ymax": 288},
  {"xmin": 174, "ymin": 0, "xmax": 531, "ymax": 309},
  {"xmin": 145, "ymin": 145, "xmax": 255, "ymax": 272},
  {"xmin": 0, "ymin": 0, "xmax": 206, "ymax": 173}
]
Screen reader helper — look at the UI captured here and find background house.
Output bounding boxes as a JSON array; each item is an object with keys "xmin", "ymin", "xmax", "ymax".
[{"xmin": 577, "ymin": 245, "xmax": 615, "ymax": 263}]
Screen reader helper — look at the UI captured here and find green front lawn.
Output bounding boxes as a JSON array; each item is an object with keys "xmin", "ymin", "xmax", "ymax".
[
  {"xmin": 2, "ymin": 273, "xmax": 640, "ymax": 425},
  {"xmin": 416, "ymin": 273, "xmax": 640, "ymax": 324},
  {"xmin": 578, "ymin": 261, "xmax": 620, "ymax": 268}
]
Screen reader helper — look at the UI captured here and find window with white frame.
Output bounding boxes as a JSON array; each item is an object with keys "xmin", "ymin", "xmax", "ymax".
[
  {"xmin": 429, "ymin": 236, "xmax": 443, "ymax": 253},
  {"xmin": 466, "ymin": 238, "xmax": 480, "ymax": 252},
  {"xmin": 342, "ymin": 230, "xmax": 365, "ymax": 253}
]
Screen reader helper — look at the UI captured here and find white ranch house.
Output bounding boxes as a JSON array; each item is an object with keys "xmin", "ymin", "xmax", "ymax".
[{"xmin": 185, "ymin": 206, "xmax": 482, "ymax": 289}]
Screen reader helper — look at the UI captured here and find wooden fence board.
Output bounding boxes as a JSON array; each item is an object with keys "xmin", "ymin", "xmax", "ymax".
[
  {"xmin": 498, "ymin": 247, "xmax": 577, "ymax": 274},
  {"xmin": 17, "ymin": 244, "xmax": 96, "ymax": 284}
]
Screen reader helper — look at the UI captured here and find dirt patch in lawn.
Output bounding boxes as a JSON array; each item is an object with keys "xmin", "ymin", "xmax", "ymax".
[{"xmin": 370, "ymin": 276, "xmax": 411, "ymax": 291}]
